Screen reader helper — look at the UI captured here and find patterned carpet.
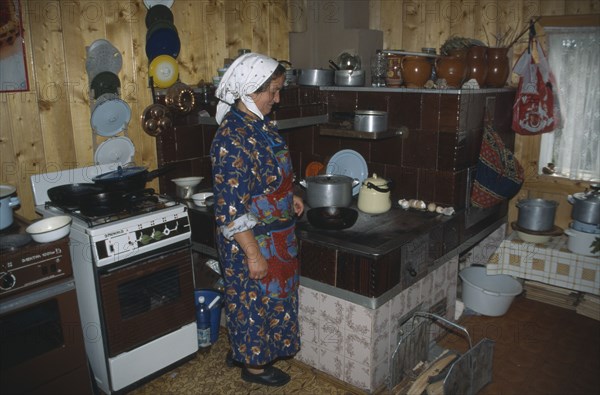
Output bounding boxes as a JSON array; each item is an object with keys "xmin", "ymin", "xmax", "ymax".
[{"xmin": 129, "ymin": 328, "xmax": 366, "ymax": 395}]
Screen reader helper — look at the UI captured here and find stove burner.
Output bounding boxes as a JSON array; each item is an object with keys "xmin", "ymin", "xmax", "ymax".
[{"xmin": 0, "ymin": 234, "xmax": 33, "ymax": 252}]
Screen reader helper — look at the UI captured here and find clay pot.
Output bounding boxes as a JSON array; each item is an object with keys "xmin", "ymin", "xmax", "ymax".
[
  {"xmin": 485, "ymin": 47, "xmax": 510, "ymax": 88},
  {"xmin": 448, "ymin": 48, "xmax": 468, "ymax": 61},
  {"xmin": 385, "ymin": 54, "xmax": 403, "ymax": 87},
  {"xmin": 435, "ymin": 56, "xmax": 467, "ymax": 88},
  {"xmin": 401, "ymin": 56, "xmax": 432, "ymax": 88},
  {"xmin": 466, "ymin": 46, "xmax": 488, "ymax": 87}
]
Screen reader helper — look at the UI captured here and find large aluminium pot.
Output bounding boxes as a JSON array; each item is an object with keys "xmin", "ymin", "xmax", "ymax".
[
  {"xmin": 299, "ymin": 174, "xmax": 359, "ymax": 208},
  {"xmin": 297, "ymin": 69, "xmax": 334, "ymax": 86},
  {"xmin": 0, "ymin": 185, "xmax": 20, "ymax": 230},
  {"xmin": 515, "ymin": 198, "xmax": 558, "ymax": 232},
  {"xmin": 567, "ymin": 185, "xmax": 600, "ymax": 225},
  {"xmin": 354, "ymin": 110, "xmax": 388, "ymax": 133}
]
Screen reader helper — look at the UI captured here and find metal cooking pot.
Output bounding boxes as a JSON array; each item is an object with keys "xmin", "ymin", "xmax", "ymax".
[
  {"xmin": 0, "ymin": 185, "xmax": 20, "ymax": 230},
  {"xmin": 515, "ymin": 198, "xmax": 558, "ymax": 232},
  {"xmin": 93, "ymin": 165, "xmax": 172, "ymax": 192},
  {"xmin": 334, "ymin": 70, "xmax": 365, "ymax": 86},
  {"xmin": 567, "ymin": 184, "xmax": 600, "ymax": 225},
  {"xmin": 297, "ymin": 69, "xmax": 334, "ymax": 86},
  {"xmin": 354, "ymin": 110, "xmax": 388, "ymax": 132},
  {"xmin": 299, "ymin": 174, "xmax": 359, "ymax": 208}
]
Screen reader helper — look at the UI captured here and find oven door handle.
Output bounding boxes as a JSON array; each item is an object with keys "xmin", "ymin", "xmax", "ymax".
[{"xmin": 0, "ymin": 280, "xmax": 75, "ymax": 315}]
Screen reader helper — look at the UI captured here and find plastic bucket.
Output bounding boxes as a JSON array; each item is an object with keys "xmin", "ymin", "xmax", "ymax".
[
  {"xmin": 194, "ymin": 289, "xmax": 223, "ymax": 344},
  {"xmin": 459, "ymin": 266, "xmax": 522, "ymax": 317}
]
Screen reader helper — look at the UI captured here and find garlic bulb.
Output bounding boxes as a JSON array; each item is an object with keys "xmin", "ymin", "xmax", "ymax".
[{"xmin": 427, "ymin": 202, "xmax": 437, "ymax": 212}]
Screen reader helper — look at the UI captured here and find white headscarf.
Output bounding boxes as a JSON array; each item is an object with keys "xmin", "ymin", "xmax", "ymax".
[{"xmin": 215, "ymin": 53, "xmax": 280, "ymax": 124}]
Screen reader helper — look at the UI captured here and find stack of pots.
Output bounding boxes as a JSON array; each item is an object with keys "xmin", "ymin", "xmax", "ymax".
[{"xmin": 566, "ymin": 184, "xmax": 600, "ymax": 256}]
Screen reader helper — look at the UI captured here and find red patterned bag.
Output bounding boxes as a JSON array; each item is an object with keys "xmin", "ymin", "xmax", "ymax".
[
  {"xmin": 471, "ymin": 127, "xmax": 525, "ymax": 208},
  {"xmin": 512, "ymin": 40, "xmax": 561, "ymax": 135}
]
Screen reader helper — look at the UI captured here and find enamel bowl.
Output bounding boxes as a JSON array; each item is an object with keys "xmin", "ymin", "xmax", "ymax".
[
  {"xmin": 26, "ymin": 216, "xmax": 72, "ymax": 243},
  {"xmin": 192, "ymin": 192, "xmax": 214, "ymax": 207},
  {"xmin": 171, "ymin": 177, "xmax": 203, "ymax": 188}
]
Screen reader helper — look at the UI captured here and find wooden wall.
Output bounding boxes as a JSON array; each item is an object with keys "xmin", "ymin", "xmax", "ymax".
[{"xmin": 1, "ymin": 0, "xmax": 598, "ymax": 221}]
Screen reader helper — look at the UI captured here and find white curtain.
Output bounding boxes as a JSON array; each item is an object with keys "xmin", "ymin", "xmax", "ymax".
[{"xmin": 539, "ymin": 27, "xmax": 600, "ymax": 181}]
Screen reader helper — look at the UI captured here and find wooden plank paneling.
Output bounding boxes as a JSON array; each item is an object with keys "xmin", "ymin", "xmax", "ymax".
[{"xmin": 2, "ymin": 0, "xmax": 599, "ymax": 221}]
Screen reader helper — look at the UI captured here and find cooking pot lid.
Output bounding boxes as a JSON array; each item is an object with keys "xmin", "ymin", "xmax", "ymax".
[
  {"xmin": 85, "ymin": 39, "xmax": 123, "ymax": 82},
  {"xmin": 93, "ymin": 166, "xmax": 147, "ymax": 182},
  {"xmin": 144, "ymin": 0, "xmax": 174, "ymax": 9},
  {"xmin": 307, "ymin": 174, "xmax": 354, "ymax": 185},
  {"xmin": 572, "ymin": 191, "xmax": 600, "ymax": 203},
  {"xmin": 145, "ymin": 4, "xmax": 174, "ymax": 28},
  {"xmin": 149, "ymin": 55, "xmax": 179, "ymax": 88},
  {"xmin": 362, "ymin": 173, "xmax": 388, "ymax": 187},
  {"xmin": 94, "ymin": 136, "xmax": 135, "ymax": 166},
  {"xmin": 0, "ymin": 185, "xmax": 16, "ymax": 198},
  {"xmin": 90, "ymin": 71, "xmax": 121, "ymax": 100},
  {"xmin": 90, "ymin": 94, "xmax": 132, "ymax": 136},
  {"xmin": 146, "ymin": 22, "xmax": 180, "ymax": 62}
]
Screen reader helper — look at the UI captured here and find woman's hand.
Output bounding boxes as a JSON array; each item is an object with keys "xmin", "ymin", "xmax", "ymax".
[
  {"xmin": 293, "ymin": 195, "xmax": 304, "ymax": 217},
  {"xmin": 247, "ymin": 254, "xmax": 268, "ymax": 280},
  {"xmin": 234, "ymin": 230, "xmax": 268, "ymax": 280}
]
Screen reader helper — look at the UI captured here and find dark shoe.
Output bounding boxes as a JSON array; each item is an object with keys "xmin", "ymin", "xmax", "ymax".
[
  {"xmin": 241, "ymin": 366, "xmax": 290, "ymax": 387},
  {"xmin": 226, "ymin": 350, "xmax": 242, "ymax": 368}
]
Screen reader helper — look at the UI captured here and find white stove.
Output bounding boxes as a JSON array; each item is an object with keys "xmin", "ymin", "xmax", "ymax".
[{"xmin": 31, "ymin": 164, "xmax": 198, "ymax": 394}]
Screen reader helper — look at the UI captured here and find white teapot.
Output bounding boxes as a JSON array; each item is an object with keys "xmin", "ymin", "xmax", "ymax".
[{"xmin": 357, "ymin": 173, "xmax": 392, "ymax": 214}]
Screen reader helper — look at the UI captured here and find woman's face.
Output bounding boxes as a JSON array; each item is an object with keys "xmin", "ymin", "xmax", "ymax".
[{"xmin": 251, "ymin": 74, "xmax": 285, "ymax": 116}]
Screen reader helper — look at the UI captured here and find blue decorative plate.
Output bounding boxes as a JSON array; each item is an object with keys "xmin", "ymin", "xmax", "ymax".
[{"xmin": 326, "ymin": 149, "xmax": 368, "ymax": 196}]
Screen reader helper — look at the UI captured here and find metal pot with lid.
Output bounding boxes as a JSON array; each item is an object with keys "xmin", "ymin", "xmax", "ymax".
[
  {"xmin": 568, "ymin": 183, "xmax": 600, "ymax": 225},
  {"xmin": 0, "ymin": 185, "xmax": 20, "ymax": 230},
  {"xmin": 299, "ymin": 174, "xmax": 359, "ymax": 208},
  {"xmin": 357, "ymin": 173, "xmax": 392, "ymax": 214},
  {"xmin": 515, "ymin": 198, "xmax": 558, "ymax": 232}
]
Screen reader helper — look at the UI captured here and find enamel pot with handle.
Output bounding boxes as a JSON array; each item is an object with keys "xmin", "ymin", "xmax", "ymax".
[
  {"xmin": 0, "ymin": 185, "xmax": 21, "ymax": 230},
  {"xmin": 567, "ymin": 184, "xmax": 600, "ymax": 225},
  {"xmin": 299, "ymin": 174, "xmax": 359, "ymax": 208},
  {"xmin": 357, "ymin": 173, "xmax": 392, "ymax": 214}
]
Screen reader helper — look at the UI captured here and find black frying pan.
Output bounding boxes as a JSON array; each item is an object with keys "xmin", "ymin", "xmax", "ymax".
[
  {"xmin": 79, "ymin": 188, "xmax": 156, "ymax": 217},
  {"xmin": 92, "ymin": 165, "xmax": 173, "ymax": 192},
  {"xmin": 306, "ymin": 207, "xmax": 358, "ymax": 230},
  {"xmin": 47, "ymin": 183, "xmax": 105, "ymax": 208}
]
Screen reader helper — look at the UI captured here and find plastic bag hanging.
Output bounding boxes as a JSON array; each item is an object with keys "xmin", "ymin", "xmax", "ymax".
[{"xmin": 511, "ymin": 20, "xmax": 562, "ymax": 135}]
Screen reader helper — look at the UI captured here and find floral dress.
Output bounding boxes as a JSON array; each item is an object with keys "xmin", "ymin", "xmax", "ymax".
[{"xmin": 210, "ymin": 106, "xmax": 300, "ymax": 366}]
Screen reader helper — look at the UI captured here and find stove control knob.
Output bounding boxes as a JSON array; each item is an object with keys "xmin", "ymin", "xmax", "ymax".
[{"xmin": 0, "ymin": 272, "xmax": 16, "ymax": 291}]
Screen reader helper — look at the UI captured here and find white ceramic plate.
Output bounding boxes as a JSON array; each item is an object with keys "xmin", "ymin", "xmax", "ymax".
[
  {"xmin": 326, "ymin": 149, "xmax": 368, "ymax": 196},
  {"xmin": 144, "ymin": 0, "xmax": 174, "ymax": 9},
  {"xmin": 94, "ymin": 136, "xmax": 135, "ymax": 166}
]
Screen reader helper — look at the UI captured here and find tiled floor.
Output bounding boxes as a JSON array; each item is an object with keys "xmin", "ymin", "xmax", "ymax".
[{"xmin": 438, "ymin": 295, "xmax": 600, "ymax": 395}]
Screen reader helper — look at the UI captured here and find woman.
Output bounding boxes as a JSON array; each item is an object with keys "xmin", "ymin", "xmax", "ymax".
[{"xmin": 210, "ymin": 53, "xmax": 304, "ymax": 387}]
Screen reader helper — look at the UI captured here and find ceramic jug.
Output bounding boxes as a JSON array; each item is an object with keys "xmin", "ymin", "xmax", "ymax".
[
  {"xmin": 466, "ymin": 46, "xmax": 488, "ymax": 87},
  {"xmin": 385, "ymin": 54, "xmax": 402, "ymax": 87},
  {"xmin": 485, "ymin": 47, "xmax": 510, "ymax": 88},
  {"xmin": 435, "ymin": 56, "xmax": 467, "ymax": 88},
  {"xmin": 401, "ymin": 56, "xmax": 431, "ymax": 88}
]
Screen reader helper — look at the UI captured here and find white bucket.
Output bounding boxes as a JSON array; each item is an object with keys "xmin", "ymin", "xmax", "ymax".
[{"xmin": 459, "ymin": 266, "xmax": 522, "ymax": 317}]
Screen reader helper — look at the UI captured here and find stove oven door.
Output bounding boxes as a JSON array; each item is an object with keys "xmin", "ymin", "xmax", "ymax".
[
  {"xmin": 0, "ymin": 280, "xmax": 92, "ymax": 394},
  {"xmin": 98, "ymin": 243, "xmax": 195, "ymax": 357}
]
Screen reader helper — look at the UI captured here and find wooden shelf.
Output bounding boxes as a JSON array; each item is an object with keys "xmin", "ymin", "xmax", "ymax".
[{"xmin": 319, "ymin": 124, "xmax": 407, "ymax": 140}]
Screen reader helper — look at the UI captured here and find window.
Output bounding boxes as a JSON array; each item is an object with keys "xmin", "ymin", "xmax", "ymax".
[{"xmin": 538, "ymin": 22, "xmax": 600, "ymax": 181}]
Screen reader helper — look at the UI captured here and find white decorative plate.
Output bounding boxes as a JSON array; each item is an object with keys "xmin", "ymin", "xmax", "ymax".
[
  {"xmin": 326, "ymin": 149, "xmax": 368, "ymax": 196},
  {"xmin": 94, "ymin": 136, "xmax": 135, "ymax": 166}
]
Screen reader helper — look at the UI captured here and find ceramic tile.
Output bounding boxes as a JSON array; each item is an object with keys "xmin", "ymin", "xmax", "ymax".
[
  {"xmin": 299, "ymin": 313, "xmax": 319, "ymax": 343},
  {"xmin": 406, "ymin": 280, "xmax": 422, "ymax": 311},
  {"xmin": 296, "ymin": 340, "xmax": 319, "ymax": 367},
  {"xmin": 344, "ymin": 303, "xmax": 373, "ymax": 339},
  {"xmin": 319, "ymin": 317, "xmax": 344, "ymax": 353},
  {"xmin": 318, "ymin": 348, "xmax": 343, "ymax": 380},
  {"xmin": 343, "ymin": 358, "xmax": 370, "ymax": 391},
  {"xmin": 373, "ymin": 326, "xmax": 390, "ymax": 366},
  {"xmin": 344, "ymin": 331, "xmax": 371, "ymax": 366},
  {"xmin": 372, "ymin": 360, "xmax": 390, "ymax": 392}
]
